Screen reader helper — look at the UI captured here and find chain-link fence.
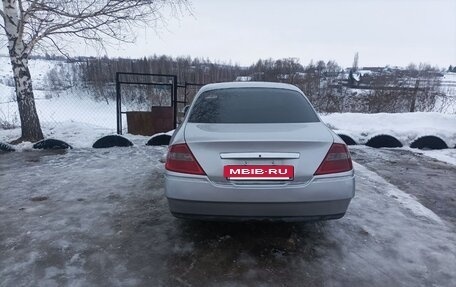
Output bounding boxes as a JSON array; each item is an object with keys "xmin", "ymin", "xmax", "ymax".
[
  {"xmin": 0, "ymin": 80, "xmax": 206, "ymax": 140},
  {"xmin": 0, "ymin": 88, "xmax": 117, "ymax": 132}
]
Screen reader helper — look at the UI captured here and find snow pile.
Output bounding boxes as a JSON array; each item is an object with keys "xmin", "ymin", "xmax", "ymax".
[
  {"xmin": 0, "ymin": 121, "xmax": 150, "ymax": 150},
  {"xmin": 322, "ymin": 112, "xmax": 456, "ymax": 148}
]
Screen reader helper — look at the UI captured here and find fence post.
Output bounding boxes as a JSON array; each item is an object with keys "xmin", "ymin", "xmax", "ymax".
[
  {"xmin": 184, "ymin": 81, "xmax": 188, "ymax": 104},
  {"xmin": 173, "ymin": 75, "xmax": 178, "ymax": 129},
  {"xmin": 116, "ymin": 72, "xmax": 122, "ymax": 134}
]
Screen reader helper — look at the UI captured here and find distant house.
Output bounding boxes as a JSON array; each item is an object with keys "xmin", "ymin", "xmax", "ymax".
[
  {"xmin": 347, "ymin": 70, "xmax": 360, "ymax": 87},
  {"xmin": 360, "ymin": 67, "xmax": 387, "ymax": 73},
  {"xmin": 235, "ymin": 76, "xmax": 252, "ymax": 82}
]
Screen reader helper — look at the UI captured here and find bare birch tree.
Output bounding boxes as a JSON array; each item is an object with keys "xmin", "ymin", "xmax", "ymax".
[{"xmin": 0, "ymin": 0, "xmax": 187, "ymax": 142}]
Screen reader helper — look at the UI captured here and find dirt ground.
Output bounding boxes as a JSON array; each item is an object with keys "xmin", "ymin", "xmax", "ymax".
[{"xmin": 1, "ymin": 146, "xmax": 455, "ymax": 287}]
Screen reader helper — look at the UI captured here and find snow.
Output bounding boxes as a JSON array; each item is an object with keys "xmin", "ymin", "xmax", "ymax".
[
  {"xmin": 352, "ymin": 73, "xmax": 360, "ymax": 81},
  {"xmin": 443, "ymin": 72, "xmax": 456, "ymax": 81},
  {"xmin": 353, "ymin": 162, "xmax": 443, "ymax": 223},
  {"xmin": 1, "ymin": 56, "xmax": 455, "ymax": 284},
  {"xmin": 0, "ymin": 56, "xmax": 127, "ymax": 147},
  {"xmin": 1, "ymin": 50, "xmax": 456, "ymax": 287},
  {"xmin": 1, "ymin": 146, "xmax": 455, "ymax": 286},
  {"xmin": 0, "ymin": 57, "xmax": 172, "ymax": 146},
  {"xmin": 148, "ymin": 129, "xmax": 175, "ymax": 140},
  {"xmin": 1, "ymin": 90, "xmax": 117, "ymax": 126},
  {"xmin": 410, "ymin": 148, "xmax": 456, "ymax": 166},
  {"xmin": 357, "ymin": 69, "xmax": 373, "ymax": 76},
  {"xmin": 322, "ymin": 112, "xmax": 456, "ymax": 148},
  {"xmin": 0, "ymin": 56, "xmax": 117, "ymax": 134},
  {"xmin": 0, "ymin": 56, "xmax": 60, "ymax": 91},
  {"xmin": 0, "ymin": 146, "xmax": 168, "ymax": 286},
  {"xmin": 0, "ymin": 122, "xmax": 150, "ymax": 150}
]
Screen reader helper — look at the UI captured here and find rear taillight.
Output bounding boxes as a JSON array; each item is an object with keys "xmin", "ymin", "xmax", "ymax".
[
  {"xmin": 165, "ymin": 143, "xmax": 206, "ymax": 175},
  {"xmin": 315, "ymin": 143, "xmax": 353, "ymax": 175}
]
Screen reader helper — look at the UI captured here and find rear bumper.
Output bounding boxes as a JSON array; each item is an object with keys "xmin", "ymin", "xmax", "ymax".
[
  {"xmin": 165, "ymin": 172, "xmax": 355, "ymax": 221},
  {"xmin": 169, "ymin": 200, "xmax": 349, "ymax": 222}
]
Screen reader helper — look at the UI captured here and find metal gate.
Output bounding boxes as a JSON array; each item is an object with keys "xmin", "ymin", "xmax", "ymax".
[
  {"xmin": 116, "ymin": 72, "xmax": 206, "ymax": 135},
  {"xmin": 115, "ymin": 72, "xmax": 177, "ymax": 135}
]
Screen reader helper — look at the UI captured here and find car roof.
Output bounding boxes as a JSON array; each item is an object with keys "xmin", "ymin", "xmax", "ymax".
[{"xmin": 198, "ymin": 81, "xmax": 302, "ymax": 94}]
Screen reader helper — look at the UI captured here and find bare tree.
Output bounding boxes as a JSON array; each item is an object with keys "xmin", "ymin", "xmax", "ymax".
[{"xmin": 0, "ymin": 0, "xmax": 187, "ymax": 142}]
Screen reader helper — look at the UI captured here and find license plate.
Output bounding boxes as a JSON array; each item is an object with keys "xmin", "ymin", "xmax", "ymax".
[{"xmin": 224, "ymin": 165, "xmax": 294, "ymax": 180}]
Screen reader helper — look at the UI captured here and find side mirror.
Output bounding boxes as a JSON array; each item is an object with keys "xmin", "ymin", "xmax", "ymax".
[{"xmin": 183, "ymin": 105, "xmax": 190, "ymax": 116}]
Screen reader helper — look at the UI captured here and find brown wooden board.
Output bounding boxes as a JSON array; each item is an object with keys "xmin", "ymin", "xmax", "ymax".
[{"xmin": 126, "ymin": 107, "xmax": 173, "ymax": 136}]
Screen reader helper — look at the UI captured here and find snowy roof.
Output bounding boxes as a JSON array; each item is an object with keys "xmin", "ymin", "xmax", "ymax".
[
  {"xmin": 352, "ymin": 73, "xmax": 361, "ymax": 82},
  {"xmin": 235, "ymin": 76, "xmax": 252, "ymax": 82},
  {"xmin": 357, "ymin": 70, "xmax": 373, "ymax": 76}
]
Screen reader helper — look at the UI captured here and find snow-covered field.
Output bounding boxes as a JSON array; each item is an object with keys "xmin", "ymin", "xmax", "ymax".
[
  {"xmin": 0, "ymin": 57, "xmax": 117, "ymax": 138},
  {"xmin": 0, "ymin": 57, "xmax": 120, "ymax": 147}
]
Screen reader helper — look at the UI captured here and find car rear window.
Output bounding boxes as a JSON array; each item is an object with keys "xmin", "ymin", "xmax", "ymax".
[{"xmin": 188, "ymin": 88, "xmax": 319, "ymax": 123}]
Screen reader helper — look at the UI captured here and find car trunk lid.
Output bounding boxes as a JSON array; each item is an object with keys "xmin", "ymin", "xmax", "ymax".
[{"xmin": 184, "ymin": 122, "xmax": 334, "ymax": 184}]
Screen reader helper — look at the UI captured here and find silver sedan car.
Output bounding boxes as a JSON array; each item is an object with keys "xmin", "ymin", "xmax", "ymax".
[{"xmin": 165, "ymin": 82, "xmax": 355, "ymax": 221}]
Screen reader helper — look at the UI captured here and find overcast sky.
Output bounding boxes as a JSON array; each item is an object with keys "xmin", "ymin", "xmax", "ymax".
[{"xmin": 15, "ymin": 0, "xmax": 456, "ymax": 68}]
